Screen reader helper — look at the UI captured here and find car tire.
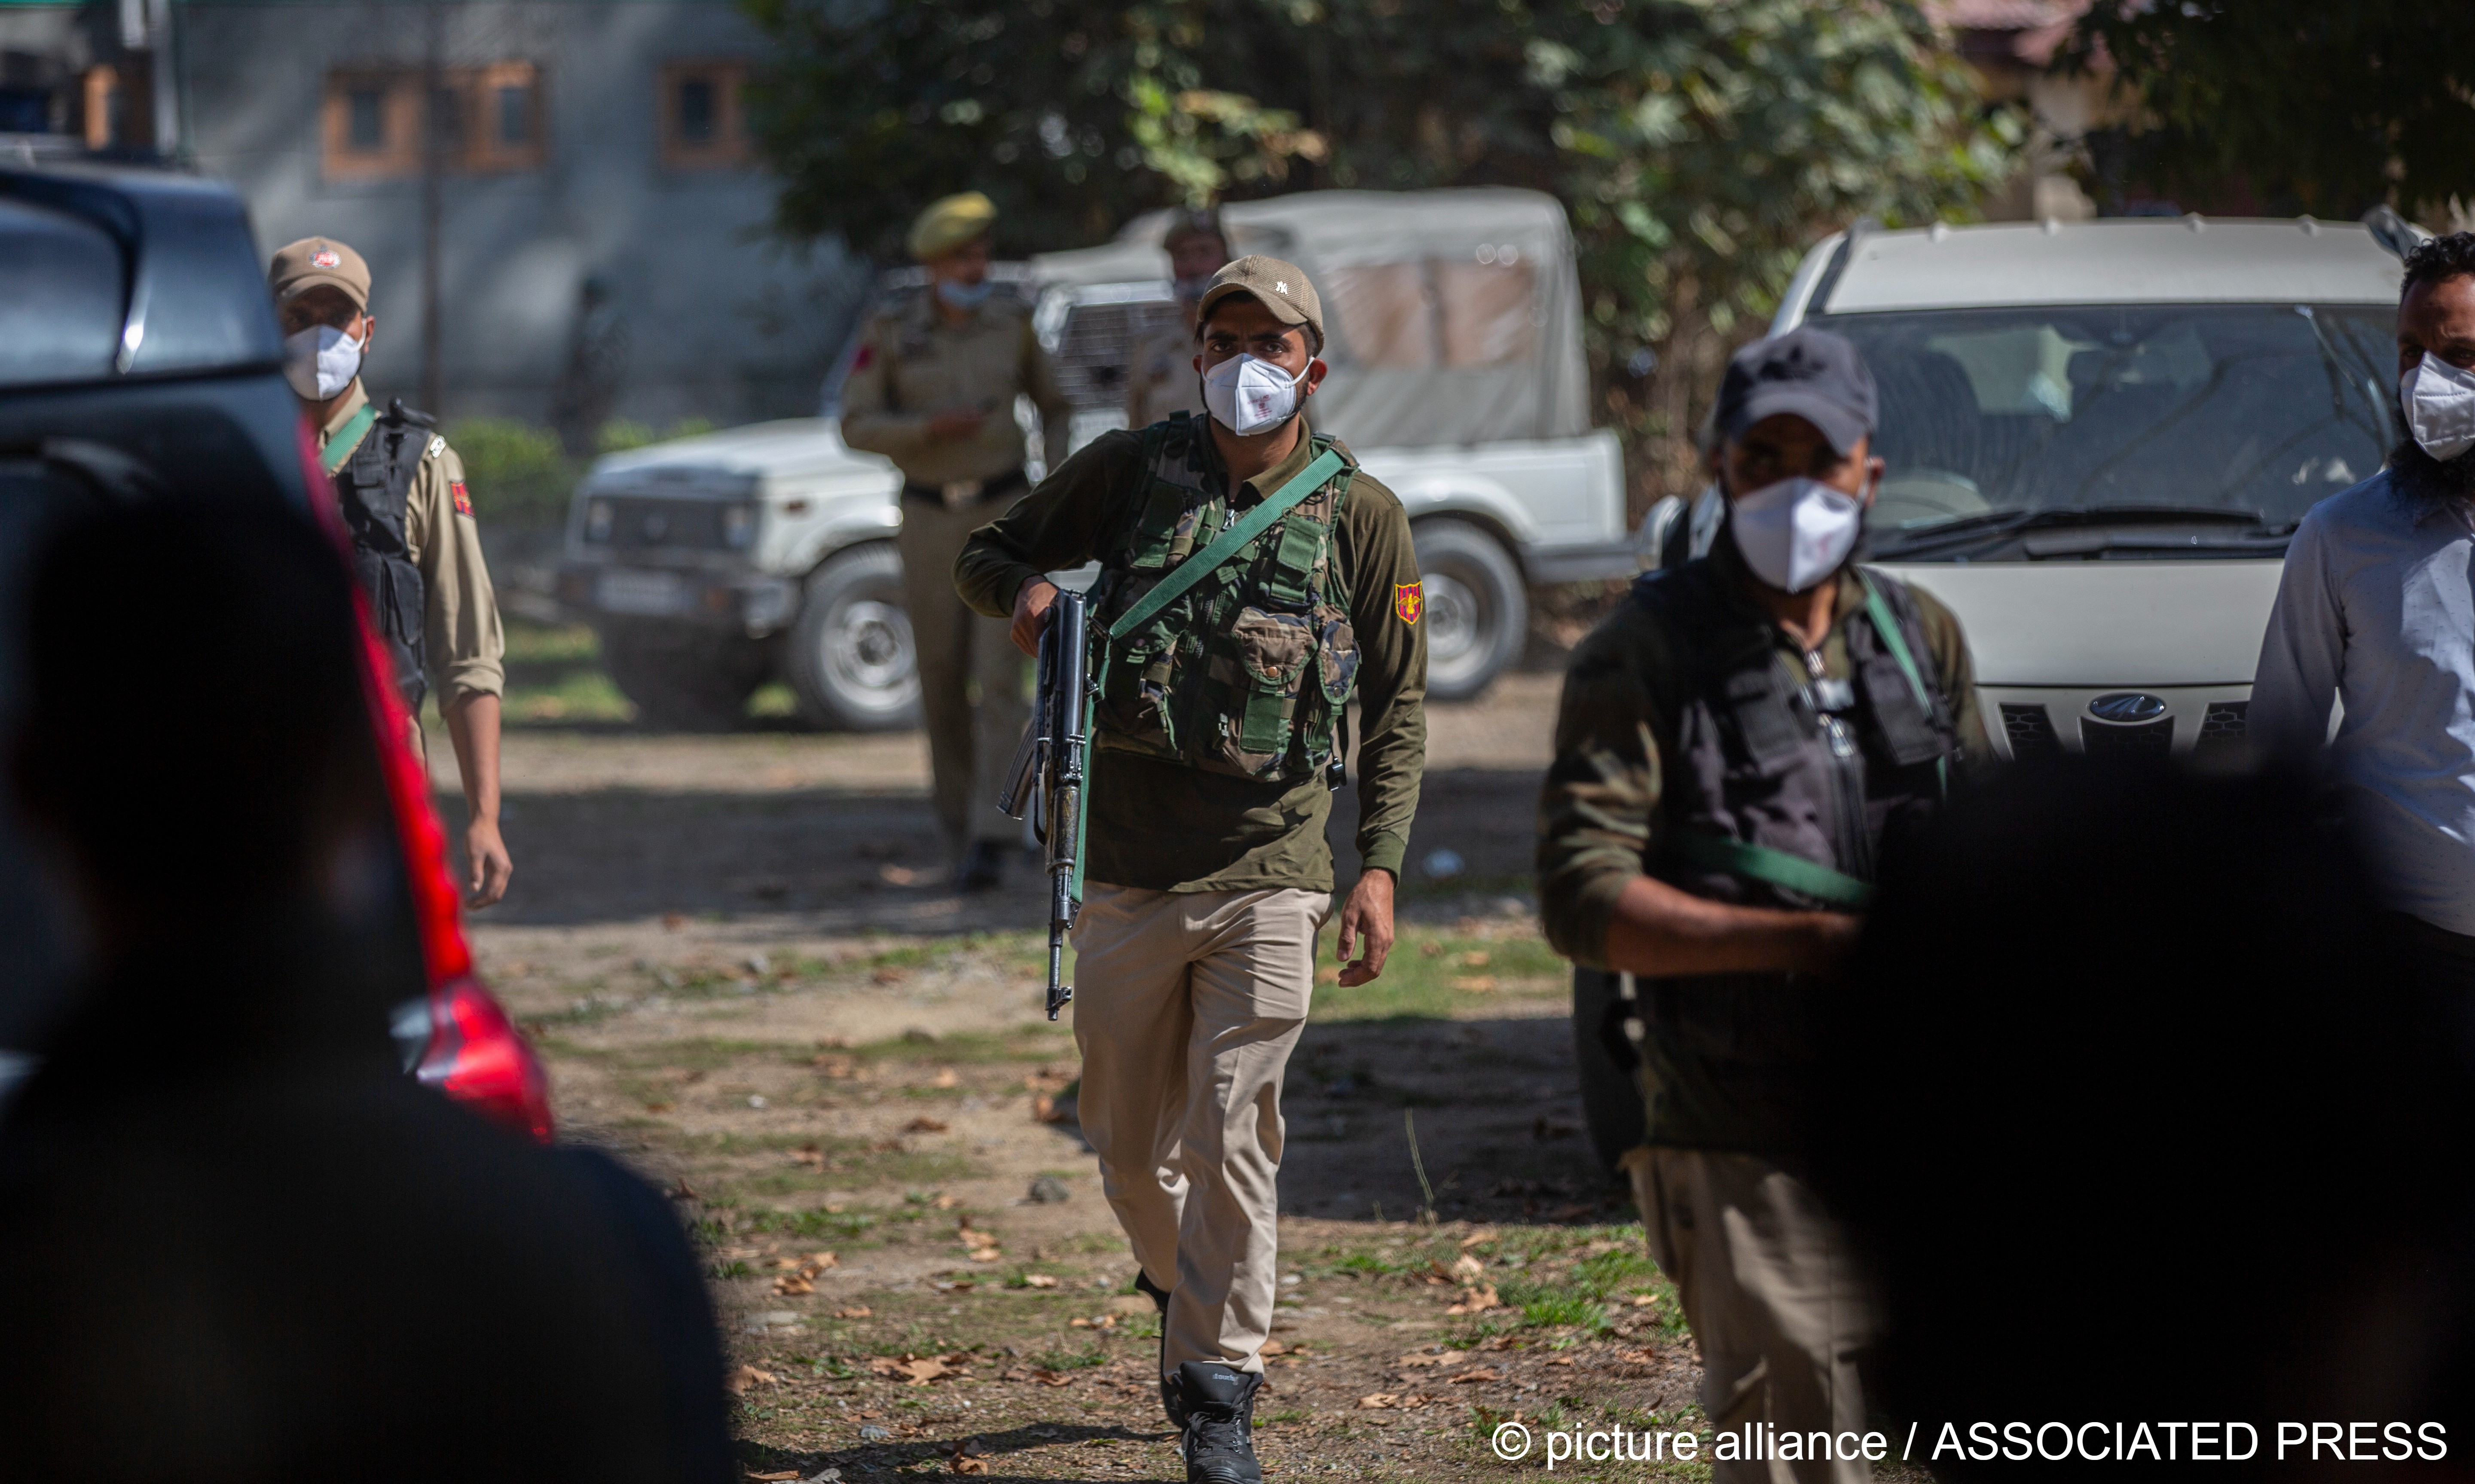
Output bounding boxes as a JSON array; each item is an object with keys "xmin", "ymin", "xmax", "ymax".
[
  {"xmin": 1413, "ymin": 519, "xmax": 1526, "ymax": 702},
  {"xmin": 599, "ymin": 620, "xmax": 771, "ymax": 732},
  {"xmin": 785, "ymin": 542, "xmax": 922, "ymax": 733},
  {"xmin": 1573, "ymin": 966, "xmax": 1649, "ymax": 1179}
]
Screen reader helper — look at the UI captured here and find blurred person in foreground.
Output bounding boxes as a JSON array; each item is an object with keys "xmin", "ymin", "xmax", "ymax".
[
  {"xmin": 1124, "ymin": 208, "xmax": 1234, "ymax": 428},
  {"xmin": 2254, "ymin": 232, "xmax": 2475, "ymax": 994},
  {"xmin": 271, "ymin": 235, "xmax": 512, "ymax": 908},
  {"xmin": 842, "ymin": 191, "xmax": 1072, "ymax": 891},
  {"xmin": 1536, "ymin": 327, "xmax": 1985, "ymax": 1484},
  {"xmin": 0, "ymin": 504, "xmax": 733, "ymax": 1484},
  {"xmin": 1807, "ymin": 761, "xmax": 2475, "ymax": 1477}
]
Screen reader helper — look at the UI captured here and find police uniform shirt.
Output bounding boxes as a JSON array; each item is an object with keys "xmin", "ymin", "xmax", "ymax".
[
  {"xmin": 315, "ymin": 384, "xmax": 507, "ymax": 708},
  {"xmin": 1122, "ymin": 321, "xmax": 1207, "ymax": 429},
  {"xmin": 841, "ymin": 296, "xmax": 1071, "ymax": 490},
  {"xmin": 1535, "ymin": 539, "xmax": 1989, "ymax": 973}
]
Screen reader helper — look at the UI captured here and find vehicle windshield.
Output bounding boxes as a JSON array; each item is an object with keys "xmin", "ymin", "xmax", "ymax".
[{"xmin": 1809, "ymin": 304, "xmax": 2398, "ymax": 558}]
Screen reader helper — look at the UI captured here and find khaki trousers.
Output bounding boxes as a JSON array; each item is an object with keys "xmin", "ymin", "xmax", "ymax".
[
  {"xmin": 898, "ymin": 495, "xmax": 1029, "ymax": 855},
  {"xmin": 1624, "ymin": 1147, "xmax": 1875, "ymax": 1484},
  {"xmin": 1070, "ymin": 883, "xmax": 1330, "ymax": 1378}
]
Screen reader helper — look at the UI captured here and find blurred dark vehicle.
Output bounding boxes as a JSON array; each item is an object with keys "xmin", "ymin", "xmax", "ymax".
[
  {"xmin": 1807, "ymin": 761, "xmax": 2475, "ymax": 1466},
  {"xmin": 0, "ymin": 159, "xmax": 547, "ymax": 1135}
]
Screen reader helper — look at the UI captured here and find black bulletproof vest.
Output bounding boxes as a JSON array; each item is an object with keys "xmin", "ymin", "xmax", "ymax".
[
  {"xmin": 334, "ymin": 404, "xmax": 431, "ymax": 713},
  {"xmin": 1622, "ymin": 556, "xmax": 1960, "ymax": 1151}
]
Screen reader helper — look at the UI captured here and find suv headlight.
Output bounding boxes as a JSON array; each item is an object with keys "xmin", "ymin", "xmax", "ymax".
[
  {"xmin": 722, "ymin": 501, "xmax": 757, "ymax": 550},
  {"xmin": 584, "ymin": 498, "xmax": 614, "ymax": 543}
]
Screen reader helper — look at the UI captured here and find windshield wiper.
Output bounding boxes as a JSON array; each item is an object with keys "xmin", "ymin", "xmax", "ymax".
[{"xmin": 1867, "ymin": 505, "xmax": 2272, "ymax": 560}]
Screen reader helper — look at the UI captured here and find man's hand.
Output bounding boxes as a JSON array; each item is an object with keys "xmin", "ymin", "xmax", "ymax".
[
  {"xmin": 1334, "ymin": 868, "xmax": 1396, "ymax": 987},
  {"xmin": 1011, "ymin": 577, "xmax": 1060, "ymax": 657},
  {"xmin": 926, "ymin": 409, "xmax": 987, "ymax": 443},
  {"xmin": 463, "ymin": 815, "xmax": 513, "ymax": 908}
]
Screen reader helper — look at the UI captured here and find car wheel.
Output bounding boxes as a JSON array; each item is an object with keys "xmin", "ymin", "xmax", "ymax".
[
  {"xmin": 1414, "ymin": 519, "xmax": 1526, "ymax": 702},
  {"xmin": 786, "ymin": 543, "xmax": 921, "ymax": 733},
  {"xmin": 1573, "ymin": 966, "xmax": 1649, "ymax": 1179},
  {"xmin": 599, "ymin": 621, "xmax": 771, "ymax": 731}
]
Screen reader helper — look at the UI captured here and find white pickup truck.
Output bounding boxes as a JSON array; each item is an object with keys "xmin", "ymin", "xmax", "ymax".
[{"xmin": 554, "ymin": 189, "xmax": 1635, "ymax": 727}]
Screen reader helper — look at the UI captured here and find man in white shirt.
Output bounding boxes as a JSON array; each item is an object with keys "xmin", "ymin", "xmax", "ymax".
[{"xmin": 2254, "ymin": 231, "xmax": 2475, "ymax": 975}]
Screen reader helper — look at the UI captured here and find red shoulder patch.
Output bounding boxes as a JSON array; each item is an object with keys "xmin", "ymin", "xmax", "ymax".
[
  {"xmin": 851, "ymin": 343, "xmax": 875, "ymax": 373},
  {"xmin": 451, "ymin": 479, "xmax": 473, "ymax": 517},
  {"xmin": 1394, "ymin": 581, "xmax": 1423, "ymax": 626}
]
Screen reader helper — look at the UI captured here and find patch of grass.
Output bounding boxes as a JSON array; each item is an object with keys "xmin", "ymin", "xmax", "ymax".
[
  {"xmin": 1259, "ymin": 1408, "xmax": 1309, "ymax": 1427},
  {"xmin": 1508, "ymin": 1289, "xmax": 1611, "ymax": 1333},
  {"xmin": 740, "ymin": 1207, "xmax": 885, "ymax": 1242},
  {"xmin": 1309, "ymin": 930, "xmax": 1568, "ymax": 1023},
  {"xmin": 1030, "ymin": 1342, "xmax": 1110, "ymax": 1371}
]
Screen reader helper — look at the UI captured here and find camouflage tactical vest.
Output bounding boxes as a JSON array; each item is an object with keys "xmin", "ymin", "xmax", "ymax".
[{"xmin": 1089, "ymin": 413, "xmax": 1362, "ymax": 784}]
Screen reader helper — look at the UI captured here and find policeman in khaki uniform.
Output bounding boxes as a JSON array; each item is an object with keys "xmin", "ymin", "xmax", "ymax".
[
  {"xmin": 843, "ymin": 192, "xmax": 1071, "ymax": 890},
  {"xmin": 1537, "ymin": 329, "xmax": 1987, "ymax": 1484},
  {"xmin": 957, "ymin": 257, "xmax": 1426, "ymax": 1484},
  {"xmin": 1121, "ymin": 208, "xmax": 1233, "ymax": 429},
  {"xmin": 270, "ymin": 237, "xmax": 512, "ymax": 908}
]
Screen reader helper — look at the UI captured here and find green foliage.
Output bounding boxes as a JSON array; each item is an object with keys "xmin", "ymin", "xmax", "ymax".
[
  {"xmin": 445, "ymin": 418, "xmax": 575, "ymax": 528},
  {"xmin": 742, "ymin": 0, "xmax": 2019, "ymax": 495},
  {"xmin": 2068, "ymin": 3, "xmax": 2475, "ymax": 221},
  {"xmin": 598, "ymin": 417, "xmax": 718, "ymax": 455}
]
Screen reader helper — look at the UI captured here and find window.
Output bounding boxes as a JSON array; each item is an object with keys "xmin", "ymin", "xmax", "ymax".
[
  {"xmin": 321, "ymin": 64, "xmax": 545, "ymax": 180},
  {"xmin": 659, "ymin": 62, "xmax": 750, "ymax": 170}
]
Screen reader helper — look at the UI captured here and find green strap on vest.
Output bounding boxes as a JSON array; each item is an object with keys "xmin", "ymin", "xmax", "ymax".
[
  {"xmin": 1858, "ymin": 569, "xmax": 1948, "ymax": 798},
  {"xmin": 1670, "ymin": 829, "xmax": 1876, "ymax": 909},
  {"xmin": 1105, "ymin": 447, "xmax": 1348, "ymax": 642},
  {"xmin": 321, "ymin": 404, "xmax": 379, "ymax": 477}
]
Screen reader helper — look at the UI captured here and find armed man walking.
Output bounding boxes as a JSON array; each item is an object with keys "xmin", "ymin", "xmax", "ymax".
[
  {"xmin": 843, "ymin": 191, "xmax": 1072, "ymax": 891},
  {"xmin": 1537, "ymin": 329, "xmax": 1984, "ymax": 1484},
  {"xmin": 1122, "ymin": 209, "xmax": 1232, "ymax": 428},
  {"xmin": 956, "ymin": 257, "xmax": 1426, "ymax": 1484},
  {"xmin": 271, "ymin": 237, "xmax": 512, "ymax": 909}
]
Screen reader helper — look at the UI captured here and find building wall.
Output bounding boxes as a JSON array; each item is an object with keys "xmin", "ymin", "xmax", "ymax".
[{"xmin": 177, "ymin": 0, "xmax": 871, "ymax": 428}]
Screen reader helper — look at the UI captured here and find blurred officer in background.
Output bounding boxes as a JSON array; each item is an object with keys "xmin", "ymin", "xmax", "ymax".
[
  {"xmin": 0, "ymin": 503, "xmax": 733, "ymax": 1484},
  {"xmin": 270, "ymin": 236, "xmax": 512, "ymax": 909},
  {"xmin": 843, "ymin": 192, "xmax": 1071, "ymax": 891},
  {"xmin": 1537, "ymin": 328, "xmax": 1984, "ymax": 1484},
  {"xmin": 1124, "ymin": 208, "xmax": 1233, "ymax": 428}
]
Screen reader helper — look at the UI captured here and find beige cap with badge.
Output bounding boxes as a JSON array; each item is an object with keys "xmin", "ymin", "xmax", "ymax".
[
  {"xmin": 269, "ymin": 236, "xmax": 372, "ymax": 310},
  {"xmin": 1196, "ymin": 255, "xmax": 1324, "ymax": 350},
  {"xmin": 908, "ymin": 192, "xmax": 998, "ymax": 262}
]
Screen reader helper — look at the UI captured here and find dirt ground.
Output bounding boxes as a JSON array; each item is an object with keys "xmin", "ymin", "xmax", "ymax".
[{"xmin": 431, "ymin": 641, "xmax": 1745, "ymax": 1482}]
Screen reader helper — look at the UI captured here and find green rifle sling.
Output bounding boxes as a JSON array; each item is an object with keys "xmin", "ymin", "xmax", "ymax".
[
  {"xmin": 1857, "ymin": 570, "xmax": 1948, "ymax": 798},
  {"xmin": 321, "ymin": 404, "xmax": 379, "ymax": 476},
  {"xmin": 1668, "ymin": 829, "xmax": 1876, "ymax": 910}
]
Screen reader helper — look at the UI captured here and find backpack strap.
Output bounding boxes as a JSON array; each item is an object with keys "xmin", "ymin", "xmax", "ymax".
[{"xmin": 1856, "ymin": 568, "xmax": 1949, "ymax": 798}]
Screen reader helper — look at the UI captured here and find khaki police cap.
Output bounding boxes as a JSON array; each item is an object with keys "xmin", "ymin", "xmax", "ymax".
[
  {"xmin": 908, "ymin": 192, "xmax": 997, "ymax": 262},
  {"xmin": 269, "ymin": 236, "xmax": 372, "ymax": 311},
  {"xmin": 1197, "ymin": 255, "xmax": 1323, "ymax": 349}
]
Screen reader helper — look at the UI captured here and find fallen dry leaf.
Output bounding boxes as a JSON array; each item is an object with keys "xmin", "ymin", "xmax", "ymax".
[
  {"xmin": 1357, "ymin": 1393, "xmax": 1399, "ymax": 1410},
  {"xmin": 1315, "ymin": 965, "xmax": 1341, "ymax": 985},
  {"xmin": 790, "ymin": 1146, "xmax": 826, "ymax": 1170},
  {"xmin": 1259, "ymin": 1339, "xmax": 1287, "ymax": 1356},
  {"xmin": 1451, "ymin": 975, "xmax": 1500, "ymax": 992},
  {"xmin": 834, "ymin": 1306, "xmax": 873, "ymax": 1319},
  {"xmin": 931, "ymin": 1194, "xmax": 962, "ymax": 1209},
  {"xmin": 1021, "ymin": 1273, "xmax": 1059, "ymax": 1289},
  {"xmin": 748, "ymin": 1471, "xmax": 802, "ymax": 1481},
  {"xmin": 725, "ymin": 1365, "xmax": 778, "ymax": 1394},
  {"xmin": 643, "ymin": 1100, "xmax": 675, "ymax": 1113},
  {"xmin": 772, "ymin": 1273, "xmax": 814, "ymax": 1296},
  {"xmin": 904, "ymin": 1117, "xmax": 950, "ymax": 1134},
  {"xmin": 1395, "ymin": 1351, "xmax": 1466, "ymax": 1369},
  {"xmin": 931, "ymin": 1068, "xmax": 959, "ymax": 1088},
  {"xmin": 1030, "ymin": 1368, "xmax": 1076, "ymax": 1387},
  {"xmin": 868, "ymin": 1355, "xmax": 959, "ymax": 1385},
  {"xmin": 952, "ymin": 1461, "xmax": 986, "ymax": 1476},
  {"xmin": 670, "ymin": 1177, "xmax": 701, "ymax": 1202},
  {"xmin": 1457, "ymin": 950, "xmax": 1492, "ymax": 968},
  {"xmin": 1546, "ymin": 1356, "xmax": 1577, "ymax": 1367},
  {"xmin": 877, "ymin": 864, "xmax": 919, "ymax": 887},
  {"xmin": 1450, "ymin": 1254, "xmax": 1485, "ymax": 1282},
  {"xmin": 1445, "ymin": 1283, "xmax": 1502, "ymax": 1316},
  {"xmin": 968, "ymin": 1247, "xmax": 1003, "ymax": 1263},
  {"xmin": 1448, "ymin": 1367, "xmax": 1505, "ymax": 1384},
  {"xmin": 1459, "ymin": 1230, "xmax": 1494, "ymax": 1249}
]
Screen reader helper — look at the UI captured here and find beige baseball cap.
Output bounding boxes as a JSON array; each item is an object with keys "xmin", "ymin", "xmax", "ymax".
[
  {"xmin": 908, "ymin": 191, "xmax": 997, "ymax": 261},
  {"xmin": 269, "ymin": 236, "xmax": 372, "ymax": 311},
  {"xmin": 1197, "ymin": 255, "xmax": 1324, "ymax": 349}
]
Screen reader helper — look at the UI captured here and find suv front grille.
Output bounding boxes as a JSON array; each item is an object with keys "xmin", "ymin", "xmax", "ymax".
[
  {"xmin": 2196, "ymin": 700, "xmax": 2249, "ymax": 752},
  {"xmin": 1055, "ymin": 298, "xmax": 1186, "ymax": 410},
  {"xmin": 2000, "ymin": 703, "xmax": 2061, "ymax": 759},
  {"xmin": 2081, "ymin": 715, "xmax": 2174, "ymax": 759},
  {"xmin": 590, "ymin": 497, "xmax": 731, "ymax": 552}
]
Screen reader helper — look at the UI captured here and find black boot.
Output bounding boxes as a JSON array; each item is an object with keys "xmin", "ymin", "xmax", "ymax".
[
  {"xmin": 1136, "ymin": 1270, "xmax": 1182, "ymax": 1426},
  {"xmin": 955, "ymin": 839, "xmax": 1004, "ymax": 892},
  {"xmin": 1173, "ymin": 1360, "xmax": 1262, "ymax": 1484}
]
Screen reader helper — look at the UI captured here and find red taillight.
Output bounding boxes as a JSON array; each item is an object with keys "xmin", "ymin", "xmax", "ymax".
[{"xmin": 416, "ymin": 977, "xmax": 553, "ymax": 1141}]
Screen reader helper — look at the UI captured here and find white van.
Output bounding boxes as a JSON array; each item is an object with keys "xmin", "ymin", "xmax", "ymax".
[{"xmin": 1649, "ymin": 213, "xmax": 2414, "ymax": 758}]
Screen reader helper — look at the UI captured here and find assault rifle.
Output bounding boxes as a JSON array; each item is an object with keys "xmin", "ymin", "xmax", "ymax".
[{"xmin": 999, "ymin": 589, "xmax": 1090, "ymax": 1020}]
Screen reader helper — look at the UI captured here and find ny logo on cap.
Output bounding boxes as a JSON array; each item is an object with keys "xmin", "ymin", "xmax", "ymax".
[
  {"xmin": 312, "ymin": 248, "xmax": 341, "ymax": 269},
  {"xmin": 1275, "ymin": 281, "xmax": 1289, "ymax": 293}
]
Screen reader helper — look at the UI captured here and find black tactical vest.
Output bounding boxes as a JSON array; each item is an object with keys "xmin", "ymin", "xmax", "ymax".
[
  {"xmin": 333, "ymin": 402, "xmax": 432, "ymax": 713},
  {"xmin": 1624, "ymin": 553, "xmax": 1959, "ymax": 1151}
]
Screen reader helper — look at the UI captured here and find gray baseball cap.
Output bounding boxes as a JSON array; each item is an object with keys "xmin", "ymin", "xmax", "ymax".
[{"xmin": 1715, "ymin": 327, "xmax": 1879, "ymax": 455}]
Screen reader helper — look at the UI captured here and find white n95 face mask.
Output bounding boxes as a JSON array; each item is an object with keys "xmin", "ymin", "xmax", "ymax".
[
  {"xmin": 1729, "ymin": 476, "xmax": 1866, "ymax": 594},
  {"xmin": 1201, "ymin": 353, "xmax": 1306, "ymax": 436},
  {"xmin": 2402, "ymin": 352, "xmax": 2475, "ymax": 463},
  {"xmin": 284, "ymin": 324, "xmax": 364, "ymax": 401}
]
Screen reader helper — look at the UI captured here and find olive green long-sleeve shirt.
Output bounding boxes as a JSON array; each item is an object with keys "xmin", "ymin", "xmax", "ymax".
[
  {"xmin": 956, "ymin": 420, "xmax": 1427, "ymax": 893},
  {"xmin": 1537, "ymin": 549, "xmax": 1988, "ymax": 971}
]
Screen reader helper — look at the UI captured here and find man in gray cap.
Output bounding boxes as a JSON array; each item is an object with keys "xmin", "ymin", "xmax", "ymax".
[
  {"xmin": 955, "ymin": 256, "xmax": 1427, "ymax": 1484},
  {"xmin": 1535, "ymin": 327, "xmax": 1985, "ymax": 1484}
]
